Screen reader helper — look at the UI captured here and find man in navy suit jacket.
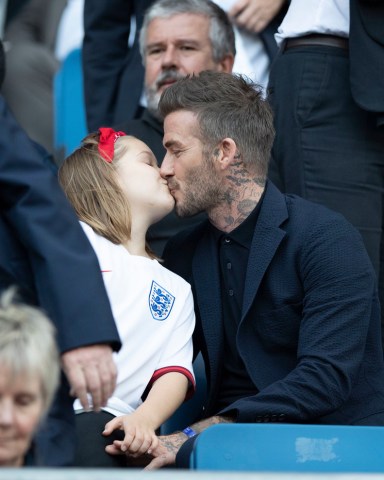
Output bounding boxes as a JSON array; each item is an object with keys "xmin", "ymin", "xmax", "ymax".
[
  {"xmin": 122, "ymin": 71, "xmax": 384, "ymax": 469},
  {"xmin": 0, "ymin": 41, "xmax": 121, "ymax": 465}
]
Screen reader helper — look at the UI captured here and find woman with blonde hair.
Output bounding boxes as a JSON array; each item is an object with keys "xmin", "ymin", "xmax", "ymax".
[
  {"xmin": 58, "ymin": 128, "xmax": 195, "ymax": 467},
  {"xmin": 0, "ymin": 288, "xmax": 60, "ymax": 467}
]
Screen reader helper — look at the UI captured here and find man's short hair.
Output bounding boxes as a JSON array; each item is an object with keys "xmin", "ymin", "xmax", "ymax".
[{"xmin": 159, "ymin": 71, "xmax": 275, "ymax": 178}]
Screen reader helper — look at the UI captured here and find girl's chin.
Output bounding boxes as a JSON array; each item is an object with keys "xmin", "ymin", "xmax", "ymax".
[
  {"xmin": 164, "ymin": 193, "xmax": 176, "ymax": 209},
  {"xmin": 150, "ymin": 202, "xmax": 175, "ymax": 223}
]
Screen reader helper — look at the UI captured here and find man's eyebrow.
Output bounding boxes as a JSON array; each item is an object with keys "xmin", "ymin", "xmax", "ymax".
[
  {"xmin": 147, "ymin": 39, "xmax": 200, "ymax": 50},
  {"xmin": 146, "ymin": 41, "xmax": 164, "ymax": 51},
  {"xmin": 164, "ymin": 140, "xmax": 182, "ymax": 149},
  {"xmin": 174, "ymin": 39, "xmax": 200, "ymax": 47}
]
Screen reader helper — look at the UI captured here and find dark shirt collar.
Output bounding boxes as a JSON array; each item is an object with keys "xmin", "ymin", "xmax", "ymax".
[{"xmin": 210, "ymin": 185, "xmax": 266, "ymax": 248}]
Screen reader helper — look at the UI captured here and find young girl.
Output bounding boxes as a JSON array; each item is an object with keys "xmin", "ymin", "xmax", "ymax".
[{"xmin": 58, "ymin": 128, "xmax": 195, "ymax": 467}]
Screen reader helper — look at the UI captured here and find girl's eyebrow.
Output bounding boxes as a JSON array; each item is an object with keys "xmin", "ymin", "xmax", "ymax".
[
  {"xmin": 138, "ymin": 150, "xmax": 155, "ymax": 158},
  {"xmin": 137, "ymin": 150, "xmax": 157, "ymax": 163}
]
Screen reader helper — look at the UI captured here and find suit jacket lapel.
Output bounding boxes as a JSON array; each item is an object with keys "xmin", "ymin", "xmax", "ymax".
[
  {"xmin": 242, "ymin": 182, "xmax": 288, "ymax": 320},
  {"xmin": 191, "ymin": 183, "xmax": 289, "ymax": 384}
]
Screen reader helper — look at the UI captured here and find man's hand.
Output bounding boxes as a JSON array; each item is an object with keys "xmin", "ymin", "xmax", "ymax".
[
  {"xmin": 143, "ymin": 417, "xmax": 234, "ymax": 469},
  {"xmin": 104, "ymin": 415, "xmax": 234, "ymax": 469},
  {"xmin": 229, "ymin": 0, "xmax": 286, "ymax": 33},
  {"xmin": 144, "ymin": 432, "xmax": 187, "ymax": 470},
  {"xmin": 104, "ymin": 432, "xmax": 184, "ymax": 469},
  {"xmin": 61, "ymin": 344, "xmax": 117, "ymax": 411}
]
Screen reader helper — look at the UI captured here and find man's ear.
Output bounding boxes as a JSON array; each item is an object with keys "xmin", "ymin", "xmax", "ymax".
[
  {"xmin": 216, "ymin": 138, "xmax": 238, "ymax": 170},
  {"xmin": 218, "ymin": 54, "xmax": 235, "ymax": 73}
]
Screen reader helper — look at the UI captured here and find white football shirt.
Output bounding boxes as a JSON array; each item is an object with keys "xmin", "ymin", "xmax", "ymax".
[{"xmin": 74, "ymin": 222, "xmax": 195, "ymax": 416}]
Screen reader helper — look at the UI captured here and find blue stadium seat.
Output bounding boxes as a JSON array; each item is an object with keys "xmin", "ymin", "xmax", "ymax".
[
  {"xmin": 53, "ymin": 48, "xmax": 87, "ymax": 159},
  {"xmin": 159, "ymin": 353, "xmax": 207, "ymax": 434},
  {"xmin": 190, "ymin": 423, "xmax": 384, "ymax": 472}
]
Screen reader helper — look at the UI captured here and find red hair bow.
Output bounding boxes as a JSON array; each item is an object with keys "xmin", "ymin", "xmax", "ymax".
[{"xmin": 98, "ymin": 127, "xmax": 126, "ymax": 163}]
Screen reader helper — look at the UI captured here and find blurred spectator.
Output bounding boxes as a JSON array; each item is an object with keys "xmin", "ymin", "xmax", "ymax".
[
  {"xmin": 0, "ymin": 288, "xmax": 60, "ymax": 467},
  {"xmin": 222, "ymin": 0, "xmax": 288, "ymax": 92},
  {"xmin": 2, "ymin": 0, "xmax": 84, "ymax": 153},
  {"xmin": 82, "ymin": 0, "xmax": 287, "ymax": 132},
  {"xmin": 3, "ymin": 0, "xmax": 29, "ymax": 33}
]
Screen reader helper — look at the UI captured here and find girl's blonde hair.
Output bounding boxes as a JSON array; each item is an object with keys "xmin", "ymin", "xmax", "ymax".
[{"xmin": 59, "ymin": 132, "xmax": 133, "ymax": 246}]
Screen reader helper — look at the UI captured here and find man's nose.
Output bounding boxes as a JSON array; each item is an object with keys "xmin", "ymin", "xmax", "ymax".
[
  {"xmin": 160, "ymin": 154, "xmax": 174, "ymax": 178},
  {"xmin": 161, "ymin": 46, "xmax": 178, "ymax": 69}
]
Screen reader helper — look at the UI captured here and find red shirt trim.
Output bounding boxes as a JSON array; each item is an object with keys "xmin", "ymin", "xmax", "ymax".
[{"xmin": 149, "ymin": 366, "xmax": 196, "ymax": 401}]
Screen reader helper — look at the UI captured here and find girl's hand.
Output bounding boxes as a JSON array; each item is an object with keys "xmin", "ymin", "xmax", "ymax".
[{"xmin": 103, "ymin": 413, "xmax": 159, "ymax": 457}]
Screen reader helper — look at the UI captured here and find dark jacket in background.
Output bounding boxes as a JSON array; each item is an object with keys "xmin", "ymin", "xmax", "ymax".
[
  {"xmin": 349, "ymin": 0, "xmax": 384, "ymax": 126},
  {"xmin": 83, "ymin": 0, "xmax": 154, "ymax": 131}
]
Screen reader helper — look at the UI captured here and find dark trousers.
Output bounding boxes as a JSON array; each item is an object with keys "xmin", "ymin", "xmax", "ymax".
[
  {"xmin": 34, "ymin": 377, "xmax": 76, "ymax": 466},
  {"xmin": 74, "ymin": 411, "xmax": 128, "ymax": 468},
  {"xmin": 268, "ymin": 44, "xmax": 384, "ymax": 346}
]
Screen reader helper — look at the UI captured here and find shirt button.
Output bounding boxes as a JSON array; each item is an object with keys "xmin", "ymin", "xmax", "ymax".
[
  {"xmin": 227, "ymin": 262, "xmax": 232, "ymax": 270},
  {"xmin": 229, "ymin": 289, "xmax": 234, "ymax": 296},
  {"xmin": 224, "ymin": 238, "xmax": 231, "ymax": 244}
]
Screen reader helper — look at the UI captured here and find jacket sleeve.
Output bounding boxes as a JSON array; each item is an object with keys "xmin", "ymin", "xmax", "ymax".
[
  {"xmin": 82, "ymin": 0, "xmax": 134, "ymax": 132},
  {"xmin": 4, "ymin": 0, "xmax": 46, "ymax": 44},
  {"xmin": 0, "ymin": 95, "xmax": 121, "ymax": 353}
]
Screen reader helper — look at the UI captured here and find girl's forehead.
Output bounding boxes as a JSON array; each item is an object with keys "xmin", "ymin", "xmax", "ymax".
[
  {"xmin": 121, "ymin": 136, "xmax": 155, "ymax": 157},
  {"xmin": 120, "ymin": 136, "xmax": 144, "ymax": 149}
]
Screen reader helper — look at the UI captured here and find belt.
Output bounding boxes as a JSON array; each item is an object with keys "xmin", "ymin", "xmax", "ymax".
[{"xmin": 284, "ymin": 34, "xmax": 349, "ymax": 51}]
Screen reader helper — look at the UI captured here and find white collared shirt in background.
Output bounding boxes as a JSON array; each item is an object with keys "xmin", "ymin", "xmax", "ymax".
[
  {"xmin": 275, "ymin": 0, "xmax": 349, "ymax": 46},
  {"xmin": 55, "ymin": 0, "xmax": 84, "ymax": 61},
  {"xmin": 214, "ymin": 0, "xmax": 270, "ymax": 91}
]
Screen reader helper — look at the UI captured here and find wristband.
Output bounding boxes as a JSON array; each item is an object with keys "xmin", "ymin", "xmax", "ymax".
[{"xmin": 182, "ymin": 426, "xmax": 197, "ymax": 438}]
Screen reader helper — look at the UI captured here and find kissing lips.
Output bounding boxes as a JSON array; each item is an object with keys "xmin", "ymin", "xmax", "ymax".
[{"xmin": 167, "ymin": 181, "xmax": 179, "ymax": 197}]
